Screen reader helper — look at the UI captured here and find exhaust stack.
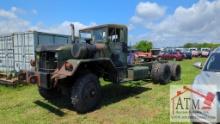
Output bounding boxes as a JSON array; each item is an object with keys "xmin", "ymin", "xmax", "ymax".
[{"xmin": 70, "ymin": 24, "xmax": 75, "ymax": 43}]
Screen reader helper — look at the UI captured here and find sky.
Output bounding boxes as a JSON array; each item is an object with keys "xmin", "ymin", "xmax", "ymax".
[{"xmin": 0, "ymin": 0, "xmax": 220, "ymax": 47}]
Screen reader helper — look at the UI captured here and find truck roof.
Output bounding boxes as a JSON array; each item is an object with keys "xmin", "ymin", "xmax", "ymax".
[{"xmin": 80, "ymin": 24, "xmax": 127, "ymax": 32}]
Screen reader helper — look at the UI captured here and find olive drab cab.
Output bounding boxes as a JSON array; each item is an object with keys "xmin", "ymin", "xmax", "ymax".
[
  {"xmin": 77, "ymin": 24, "xmax": 128, "ymax": 67},
  {"xmin": 34, "ymin": 24, "xmax": 181, "ymax": 113}
]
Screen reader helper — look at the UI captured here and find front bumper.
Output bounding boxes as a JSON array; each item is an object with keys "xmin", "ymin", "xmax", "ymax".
[{"xmin": 38, "ymin": 72, "xmax": 53, "ymax": 89}]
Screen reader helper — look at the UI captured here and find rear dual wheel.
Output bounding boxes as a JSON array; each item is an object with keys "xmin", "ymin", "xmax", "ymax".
[
  {"xmin": 151, "ymin": 63, "xmax": 171, "ymax": 84},
  {"xmin": 151, "ymin": 62, "xmax": 181, "ymax": 84},
  {"xmin": 168, "ymin": 63, "xmax": 181, "ymax": 81}
]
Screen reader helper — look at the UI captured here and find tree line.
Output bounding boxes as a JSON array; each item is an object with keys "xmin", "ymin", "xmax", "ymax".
[
  {"xmin": 133, "ymin": 40, "xmax": 220, "ymax": 52},
  {"xmin": 183, "ymin": 42, "xmax": 220, "ymax": 49}
]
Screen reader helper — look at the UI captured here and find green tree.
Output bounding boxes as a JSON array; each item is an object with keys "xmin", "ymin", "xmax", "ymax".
[
  {"xmin": 183, "ymin": 42, "xmax": 220, "ymax": 49},
  {"xmin": 135, "ymin": 40, "xmax": 153, "ymax": 52}
]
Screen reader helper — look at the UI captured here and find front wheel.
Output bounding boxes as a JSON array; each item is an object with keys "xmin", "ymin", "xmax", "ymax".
[{"xmin": 71, "ymin": 73, "xmax": 101, "ymax": 113}]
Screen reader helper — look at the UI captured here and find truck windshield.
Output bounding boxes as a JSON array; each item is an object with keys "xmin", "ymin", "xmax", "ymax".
[
  {"xmin": 204, "ymin": 53, "xmax": 220, "ymax": 72},
  {"xmin": 93, "ymin": 29, "xmax": 106, "ymax": 42},
  {"xmin": 79, "ymin": 31, "xmax": 92, "ymax": 43},
  {"xmin": 79, "ymin": 29, "xmax": 106, "ymax": 43}
]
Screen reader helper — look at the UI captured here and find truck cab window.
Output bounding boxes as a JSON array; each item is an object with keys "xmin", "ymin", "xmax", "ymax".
[
  {"xmin": 108, "ymin": 28, "xmax": 124, "ymax": 42},
  {"xmin": 93, "ymin": 29, "xmax": 106, "ymax": 42},
  {"xmin": 79, "ymin": 31, "xmax": 92, "ymax": 43}
]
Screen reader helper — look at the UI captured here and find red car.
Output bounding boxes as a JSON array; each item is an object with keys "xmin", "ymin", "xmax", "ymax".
[
  {"xmin": 134, "ymin": 51, "xmax": 152, "ymax": 59},
  {"xmin": 158, "ymin": 51, "xmax": 184, "ymax": 61}
]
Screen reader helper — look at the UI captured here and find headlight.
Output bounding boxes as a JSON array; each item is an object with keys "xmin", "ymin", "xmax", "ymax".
[
  {"xmin": 55, "ymin": 53, "xmax": 58, "ymax": 59},
  {"xmin": 36, "ymin": 54, "xmax": 40, "ymax": 60},
  {"xmin": 30, "ymin": 59, "xmax": 36, "ymax": 67},
  {"xmin": 64, "ymin": 62, "xmax": 73, "ymax": 71}
]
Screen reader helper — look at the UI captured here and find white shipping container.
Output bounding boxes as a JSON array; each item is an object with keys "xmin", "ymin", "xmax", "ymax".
[{"xmin": 0, "ymin": 31, "xmax": 71, "ymax": 76}]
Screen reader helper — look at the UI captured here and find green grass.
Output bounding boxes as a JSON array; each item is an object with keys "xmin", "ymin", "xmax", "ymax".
[{"xmin": 0, "ymin": 58, "xmax": 207, "ymax": 124}]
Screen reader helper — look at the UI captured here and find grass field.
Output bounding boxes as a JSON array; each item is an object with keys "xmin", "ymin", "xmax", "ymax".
[{"xmin": 0, "ymin": 58, "xmax": 207, "ymax": 124}]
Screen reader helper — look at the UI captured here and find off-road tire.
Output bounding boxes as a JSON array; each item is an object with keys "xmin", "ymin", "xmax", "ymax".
[
  {"xmin": 168, "ymin": 63, "xmax": 181, "ymax": 81},
  {"xmin": 151, "ymin": 63, "xmax": 161, "ymax": 83},
  {"xmin": 38, "ymin": 87, "xmax": 59, "ymax": 100},
  {"xmin": 151, "ymin": 63, "xmax": 171, "ymax": 84},
  {"xmin": 71, "ymin": 73, "xmax": 101, "ymax": 113}
]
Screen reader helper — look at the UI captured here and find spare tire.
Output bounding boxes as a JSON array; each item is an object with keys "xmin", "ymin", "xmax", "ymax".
[
  {"xmin": 151, "ymin": 63, "xmax": 171, "ymax": 84},
  {"xmin": 168, "ymin": 63, "xmax": 181, "ymax": 81}
]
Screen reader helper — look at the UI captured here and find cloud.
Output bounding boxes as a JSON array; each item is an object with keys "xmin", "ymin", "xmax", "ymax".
[
  {"xmin": 130, "ymin": 2, "xmax": 166, "ymax": 24},
  {"xmin": 0, "ymin": 7, "xmax": 95, "ymax": 36},
  {"xmin": 149, "ymin": 0, "xmax": 220, "ymax": 47},
  {"xmin": 30, "ymin": 21, "xmax": 96, "ymax": 36},
  {"xmin": 32, "ymin": 9, "xmax": 38, "ymax": 15},
  {"xmin": 0, "ymin": 7, "xmax": 17, "ymax": 19},
  {"xmin": 0, "ymin": 7, "xmax": 30, "ymax": 34},
  {"xmin": 130, "ymin": 0, "xmax": 220, "ymax": 47}
]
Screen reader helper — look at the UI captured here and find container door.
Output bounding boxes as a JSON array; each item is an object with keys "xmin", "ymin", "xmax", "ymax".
[
  {"xmin": 0, "ymin": 35, "xmax": 14, "ymax": 75},
  {"xmin": 14, "ymin": 34, "xmax": 23, "ymax": 72},
  {"xmin": 24, "ymin": 33, "xmax": 35, "ymax": 71},
  {"xmin": 14, "ymin": 33, "xmax": 35, "ymax": 72},
  {"xmin": 0, "ymin": 37, "xmax": 4, "ymax": 73},
  {"xmin": 6, "ymin": 36, "xmax": 14, "ymax": 74}
]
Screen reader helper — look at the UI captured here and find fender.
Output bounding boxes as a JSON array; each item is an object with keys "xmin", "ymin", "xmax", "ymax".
[{"xmin": 51, "ymin": 58, "xmax": 117, "ymax": 81}]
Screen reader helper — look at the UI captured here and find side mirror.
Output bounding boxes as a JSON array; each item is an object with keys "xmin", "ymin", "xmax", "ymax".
[{"xmin": 194, "ymin": 62, "xmax": 203, "ymax": 69}]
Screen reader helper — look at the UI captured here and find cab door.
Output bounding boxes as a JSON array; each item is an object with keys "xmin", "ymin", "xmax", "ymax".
[
  {"xmin": 107, "ymin": 27, "xmax": 128, "ymax": 81},
  {"xmin": 108, "ymin": 27, "xmax": 127, "ymax": 67}
]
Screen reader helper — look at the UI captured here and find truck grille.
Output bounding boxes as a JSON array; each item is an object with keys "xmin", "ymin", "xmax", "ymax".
[
  {"xmin": 38, "ymin": 52, "xmax": 57, "ymax": 72},
  {"xmin": 39, "ymin": 72, "xmax": 52, "ymax": 89}
]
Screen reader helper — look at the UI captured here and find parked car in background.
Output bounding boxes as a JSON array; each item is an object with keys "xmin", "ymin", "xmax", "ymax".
[
  {"xmin": 191, "ymin": 47, "xmax": 220, "ymax": 123},
  {"xmin": 201, "ymin": 48, "xmax": 210, "ymax": 57},
  {"xmin": 134, "ymin": 51, "xmax": 152, "ymax": 59},
  {"xmin": 158, "ymin": 51, "xmax": 184, "ymax": 61},
  {"xmin": 127, "ymin": 49, "xmax": 152, "ymax": 64},
  {"xmin": 189, "ymin": 48, "xmax": 200, "ymax": 57},
  {"xmin": 151, "ymin": 48, "xmax": 161, "ymax": 60},
  {"xmin": 134, "ymin": 51, "xmax": 152, "ymax": 62},
  {"xmin": 181, "ymin": 48, "xmax": 192, "ymax": 59}
]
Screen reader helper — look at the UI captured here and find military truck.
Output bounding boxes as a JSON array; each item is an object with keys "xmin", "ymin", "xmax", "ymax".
[{"xmin": 32, "ymin": 24, "xmax": 181, "ymax": 113}]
